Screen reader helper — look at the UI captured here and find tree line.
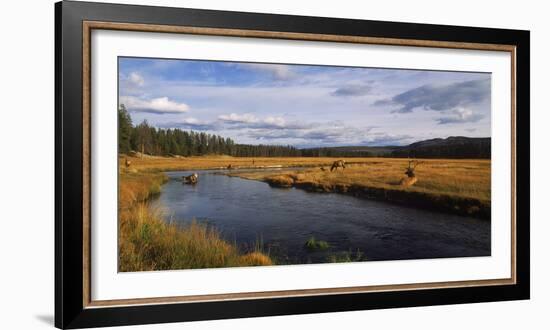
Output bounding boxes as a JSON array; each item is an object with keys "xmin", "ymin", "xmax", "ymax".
[
  {"xmin": 300, "ymin": 148, "xmax": 376, "ymax": 158},
  {"xmin": 119, "ymin": 105, "xmax": 490, "ymax": 159},
  {"xmin": 119, "ymin": 105, "xmax": 299, "ymax": 157},
  {"xmin": 390, "ymin": 141, "xmax": 491, "ymax": 159}
]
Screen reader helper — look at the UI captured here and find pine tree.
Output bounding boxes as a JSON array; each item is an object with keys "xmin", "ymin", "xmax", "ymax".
[{"xmin": 118, "ymin": 104, "xmax": 133, "ymax": 153}]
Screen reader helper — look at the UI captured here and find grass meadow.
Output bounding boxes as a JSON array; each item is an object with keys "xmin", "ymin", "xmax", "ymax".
[
  {"xmin": 229, "ymin": 158, "xmax": 490, "ymax": 202},
  {"xmin": 118, "ymin": 155, "xmax": 491, "ymax": 270},
  {"xmin": 118, "ymin": 170, "xmax": 272, "ymax": 272},
  {"xmin": 228, "ymin": 158, "xmax": 490, "ymax": 218}
]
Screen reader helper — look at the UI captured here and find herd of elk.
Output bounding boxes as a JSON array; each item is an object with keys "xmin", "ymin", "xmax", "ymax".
[{"xmin": 126, "ymin": 155, "xmax": 420, "ymax": 187}]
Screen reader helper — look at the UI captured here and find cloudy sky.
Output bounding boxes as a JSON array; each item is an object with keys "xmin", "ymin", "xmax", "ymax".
[{"xmin": 119, "ymin": 57, "xmax": 491, "ymax": 148}]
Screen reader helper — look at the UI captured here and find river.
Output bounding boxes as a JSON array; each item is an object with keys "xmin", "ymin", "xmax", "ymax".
[{"xmin": 150, "ymin": 170, "xmax": 490, "ymax": 264}]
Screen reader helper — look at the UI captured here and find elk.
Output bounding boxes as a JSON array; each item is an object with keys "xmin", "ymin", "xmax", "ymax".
[
  {"xmin": 400, "ymin": 160, "xmax": 422, "ymax": 187},
  {"xmin": 405, "ymin": 160, "xmax": 421, "ymax": 178},
  {"xmin": 227, "ymin": 164, "xmax": 233, "ymax": 170},
  {"xmin": 124, "ymin": 158, "xmax": 131, "ymax": 168},
  {"xmin": 330, "ymin": 160, "xmax": 346, "ymax": 172},
  {"xmin": 182, "ymin": 173, "xmax": 199, "ymax": 184}
]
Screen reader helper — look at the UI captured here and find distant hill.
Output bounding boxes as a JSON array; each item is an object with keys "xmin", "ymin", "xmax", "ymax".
[
  {"xmin": 392, "ymin": 136, "xmax": 490, "ymax": 159},
  {"xmin": 300, "ymin": 145, "xmax": 397, "ymax": 157},
  {"xmin": 300, "ymin": 137, "xmax": 491, "ymax": 159}
]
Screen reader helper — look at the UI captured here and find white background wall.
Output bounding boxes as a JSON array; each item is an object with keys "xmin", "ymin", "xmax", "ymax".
[{"xmin": 0, "ymin": 0, "xmax": 547, "ymax": 329}]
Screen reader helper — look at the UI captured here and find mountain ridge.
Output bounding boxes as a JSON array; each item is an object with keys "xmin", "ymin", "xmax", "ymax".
[{"xmin": 299, "ymin": 136, "xmax": 491, "ymax": 159}]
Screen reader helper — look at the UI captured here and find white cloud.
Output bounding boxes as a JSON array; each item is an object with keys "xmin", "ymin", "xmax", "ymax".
[
  {"xmin": 120, "ymin": 72, "xmax": 145, "ymax": 93},
  {"xmin": 263, "ymin": 116, "xmax": 286, "ymax": 128},
  {"xmin": 218, "ymin": 113, "xmax": 310, "ymax": 130},
  {"xmin": 120, "ymin": 96, "xmax": 189, "ymax": 114},
  {"xmin": 436, "ymin": 107, "xmax": 484, "ymax": 125},
  {"xmin": 245, "ymin": 124, "xmax": 411, "ymax": 147},
  {"xmin": 181, "ymin": 117, "xmax": 199, "ymax": 124},
  {"xmin": 218, "ymin": 113, "xmax": 259, "ymax": 124},
  {"xmin": 128, "ymin": 72, "xmax": 144, "ymax": 86},
  {"xmin": 158, "ymin": 117, "xmax": 217, "ymax": 130},
  {"xmin": 240, "ymin": 63, "xmax": 295, "ymax": 80}
]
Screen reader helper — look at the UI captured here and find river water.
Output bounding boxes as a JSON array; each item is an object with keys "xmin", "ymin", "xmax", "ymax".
[{"xmin": 150, "ymin": 170, "xmax": 490, "ymax": 264}]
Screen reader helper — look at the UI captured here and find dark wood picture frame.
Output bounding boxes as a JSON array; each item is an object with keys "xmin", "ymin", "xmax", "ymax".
[{"xmin": 55, "ymin": 1, "xmax": 530, "ymax": 328}]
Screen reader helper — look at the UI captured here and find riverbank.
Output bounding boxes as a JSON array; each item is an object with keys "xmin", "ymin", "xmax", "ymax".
[
  {"xmin": 120, "ymin": 155, "xmax": 491, "ymax": 219},
  {"xmin": 119, "ymin": 154, "xmax": 386, "ymax": 172},
  {"xmin": 118, "ymin": 170, "xmax": 272, "ymax": 271},
  {"xmin": 226, "ymin": 160, "xmax": 491, "ymax": 219},
  {"xmin": 155, "ymin": 169, "xmax": 490, "ymax": 263}
]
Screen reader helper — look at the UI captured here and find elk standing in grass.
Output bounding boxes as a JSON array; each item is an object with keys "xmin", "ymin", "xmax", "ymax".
[
  {"xmin": 330, "ymin": 160, "xmax": 346, "ymax": 172},
  {"xmin": 125, "ymin": 158, "xmax": 131, "ymax": 169}
]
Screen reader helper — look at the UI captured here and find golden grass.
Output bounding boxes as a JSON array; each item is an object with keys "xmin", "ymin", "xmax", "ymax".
[
  {"xmin": 230, "ymin": 159, "xmax": 490, "ymax": 202},
  {"xmin": 237, "ymin": 252, "xmax": 274, "ymax": 266},
  {"xmin": 118, "ymin": 171, "xmax": 272, "ymax": 271},
  {"xmin": 119, "ymin": 170, "xmax": 168, "ymax": 209},
  {"xmin": 120, "ymin": 155, "xmax": 489, "ymax": 199},
  {"xmin": 120, "ymin": 156, "xmax": 490, "ymax": 216},
  {"xmin": 120, "ymin": 155, "xmax": 404, "ymax": 172},
  {"xmin": 117, "ymin": 156, "xmax": 491, "ymax": 270},
  {"xmin": 227, "ymin": 158, "xmax": 491, "ymax": 218}
]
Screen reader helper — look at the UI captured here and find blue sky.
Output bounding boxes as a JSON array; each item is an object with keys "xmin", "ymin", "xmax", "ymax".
[{"xmin": 119, "ymin": 57, "xmax": 491, "ymax": 148}]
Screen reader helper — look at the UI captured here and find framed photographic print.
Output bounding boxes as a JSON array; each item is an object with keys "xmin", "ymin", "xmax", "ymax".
[{"xmin": 55, "ymin": 1, "xmax": 530, "ymax": 328}]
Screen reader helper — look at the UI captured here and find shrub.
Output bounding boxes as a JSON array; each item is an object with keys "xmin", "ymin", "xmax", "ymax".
[{"xmin": 305, "ymin": 237, "xmax": 330, "ymax": 251}]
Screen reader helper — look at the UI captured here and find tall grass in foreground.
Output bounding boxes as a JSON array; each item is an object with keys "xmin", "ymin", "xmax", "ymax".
[
  {"xmin": 118, "ymin": 171, "xmax": 272, "ymax": 271},
  {"xmin": 119, "ymin": 170, "xmax": 168, "ymax": 208}
]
